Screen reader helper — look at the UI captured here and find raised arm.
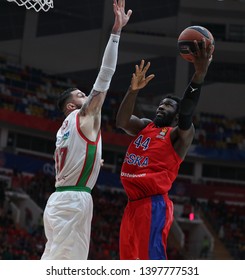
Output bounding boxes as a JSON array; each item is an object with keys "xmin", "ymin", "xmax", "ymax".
[
  {"xmin": 80, "ymin": 0, "xmax": 132, "ymax": 117},
  {"xmin": 116, "ymin": 60, "xmax": 155, "ymax": 136},
  {"xmin": 171, "ymin": 38, "xmax": 213, "ymax": 159}
]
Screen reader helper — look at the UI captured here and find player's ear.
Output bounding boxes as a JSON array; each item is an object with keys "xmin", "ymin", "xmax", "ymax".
[{"xmin": 66, "ymin": 102, "xmax": 77, "ymax": 110}]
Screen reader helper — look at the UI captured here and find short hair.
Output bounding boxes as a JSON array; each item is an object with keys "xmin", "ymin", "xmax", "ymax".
[
  {"xmin": 57, "ymin": 87, "xmax": 78, "ymax": 112},
  {"xmin": 164, "ymin": 94, "xmax": 181, "ymax": 113}
]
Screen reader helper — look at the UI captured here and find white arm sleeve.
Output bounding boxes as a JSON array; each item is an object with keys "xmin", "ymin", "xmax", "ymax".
[{"xmin": 93, "ymin": 34, "xmax": 120, "ymax": 92}]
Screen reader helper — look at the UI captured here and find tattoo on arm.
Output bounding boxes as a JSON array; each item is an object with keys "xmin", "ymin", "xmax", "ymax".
[
  {"xmin": 89, "ymin": 90, "xmax": 101, "ymax": 98},
  {"xmin": 80, "ymin": 90, "xmax": 102, "ymax": 116}
]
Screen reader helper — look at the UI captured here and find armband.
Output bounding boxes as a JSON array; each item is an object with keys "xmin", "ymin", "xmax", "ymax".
[
  {"xmin": 178, "ymin": 82, "xmax": 202, "ymax": 130},
  {"xmin": 93, "ymin": 34, "xmax": 120, "ymax": 92}
]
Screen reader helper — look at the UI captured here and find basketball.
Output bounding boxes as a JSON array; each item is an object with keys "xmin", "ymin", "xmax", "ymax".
[{"xmin": 177, "ymin": 25, "xmax": 215, "ymax": 62}]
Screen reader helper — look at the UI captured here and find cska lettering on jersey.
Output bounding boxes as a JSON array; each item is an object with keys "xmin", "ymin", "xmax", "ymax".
[
  {"xmin": 124, "ymin": 152, "xmax": 149, "ymax": 167},
  {"xmin": 123, "ymin": 135, "xmax": 151, "ymax": 167}
]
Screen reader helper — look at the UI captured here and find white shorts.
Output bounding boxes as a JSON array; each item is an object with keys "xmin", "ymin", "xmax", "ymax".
[{"xmin": 41, "ymin": 190, "xmax": 93, "ymax": 260}]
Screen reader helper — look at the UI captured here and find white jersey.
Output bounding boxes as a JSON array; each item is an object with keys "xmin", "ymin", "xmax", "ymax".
[{"xmin": 54, "ymin": 109, "xmax": 102, "ymax": 190}]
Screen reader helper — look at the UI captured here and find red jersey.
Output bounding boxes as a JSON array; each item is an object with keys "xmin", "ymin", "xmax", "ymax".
[{"xmin": 121, "ymin": 122, "xmax": 182, "ymax": 200}]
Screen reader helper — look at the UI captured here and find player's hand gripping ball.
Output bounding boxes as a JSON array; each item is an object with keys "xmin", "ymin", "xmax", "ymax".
[{"xmin": 177, "ymin": 25, "xmax": 215, "ymax": 62}]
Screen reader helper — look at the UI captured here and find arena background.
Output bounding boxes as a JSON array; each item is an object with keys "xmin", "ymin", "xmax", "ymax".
[{"xmin": 0, "ymin": 0, "xmax": 244, "ymax": 260}]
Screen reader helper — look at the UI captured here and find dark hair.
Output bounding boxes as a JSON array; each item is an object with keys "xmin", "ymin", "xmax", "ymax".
[
  {"xmin": 164, "ymin": 94, "xmax": 181, "ymax": 113},
  {"xmin": 57, "ymin": 87, "xmax": 78, "ymax": 112}
]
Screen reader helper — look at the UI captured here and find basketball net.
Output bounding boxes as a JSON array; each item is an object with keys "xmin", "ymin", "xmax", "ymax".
[{"xmin": 7, "ymin": 0, "xmax": 54, "ymax": 12}]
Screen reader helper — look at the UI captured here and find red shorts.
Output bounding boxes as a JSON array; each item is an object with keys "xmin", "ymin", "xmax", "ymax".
[{"xmin": 119, "ymin": 194, "xmax": 173, "ymax": 260}]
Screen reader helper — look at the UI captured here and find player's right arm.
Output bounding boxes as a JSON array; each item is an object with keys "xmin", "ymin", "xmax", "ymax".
[
  {"xmin": 116, "ymin": 60, "xmax": 155, "ymax": 136},
  {"xmin": 171, "ymin": 38, "xmax": 213, "ymax": 159},
  {"xmin": 80, "ymin": 0, "xmax": 132, "ymax": 117}
]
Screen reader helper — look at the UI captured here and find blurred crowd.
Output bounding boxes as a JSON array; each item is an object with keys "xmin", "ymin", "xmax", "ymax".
[
  {"xmin": 0, "ymin": 55, "xmax": 244, "ymax": 260},
  {"xmin": 0, "ymin": 55, "xmax": 245, "ymax": 151},
  {"xmin": 0, "ymin": 168, "xmax": 244, "ymax": 260}
]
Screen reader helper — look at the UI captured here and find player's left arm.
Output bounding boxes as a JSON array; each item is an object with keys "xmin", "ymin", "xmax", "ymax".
[
  {"xmin": 172, "ymin": 38, "xmax": 213, "ymax": 159},
  {"xmin": 80, "ymin": 0, "xmax": 132, "ymax": 117},
  {"xmin": 116, "ymin": 60, "xmax": 155, "ymax": 136}
]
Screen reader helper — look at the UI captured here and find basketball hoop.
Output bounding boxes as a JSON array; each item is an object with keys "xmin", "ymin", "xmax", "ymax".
[{"xmin": 6, "ymin": 0, "xmax": 54, "ymax": 12}]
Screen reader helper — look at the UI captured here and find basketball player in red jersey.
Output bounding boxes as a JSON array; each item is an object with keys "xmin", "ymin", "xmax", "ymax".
[{"xmin": 116, "ymin": 39, "xmax": 213, "ymax": 260}]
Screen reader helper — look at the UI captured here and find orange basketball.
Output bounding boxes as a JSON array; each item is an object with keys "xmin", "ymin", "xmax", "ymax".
[{"xmin": 177, "ymin": 25, "xmax": 215, "ymax": 62}]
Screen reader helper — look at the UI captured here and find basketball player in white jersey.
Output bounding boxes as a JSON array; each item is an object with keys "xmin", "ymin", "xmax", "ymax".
[{"xmin": 41, "ymin": 0, "xmax": 132, "ymax": 260}]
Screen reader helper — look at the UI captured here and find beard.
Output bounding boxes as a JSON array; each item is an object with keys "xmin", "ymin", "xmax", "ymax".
[
  {"xmin": 74, "ymin": 103, "xmax": 82, "ymax": 109},
  {"xmin": 153, "ymin": 112, "xmax": 176, "ymax": 127}
]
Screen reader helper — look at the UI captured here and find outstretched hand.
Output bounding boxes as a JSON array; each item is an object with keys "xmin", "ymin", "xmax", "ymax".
[
  {"xmin": 131, "ymin": 60, "xmax": 155, "ymax": 91},
  {"xmin": 112, "ymin": 0, "xmax": 132, "ymax": 34},
  {"xmin": 191, "ymin": 38, "xmax": 214, "ymax": 83}
]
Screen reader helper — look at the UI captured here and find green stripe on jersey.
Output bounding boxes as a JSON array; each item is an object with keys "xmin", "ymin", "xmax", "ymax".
[{"xmin": 77, "ymin": 143, "xmax": 97, "ymax": 187}]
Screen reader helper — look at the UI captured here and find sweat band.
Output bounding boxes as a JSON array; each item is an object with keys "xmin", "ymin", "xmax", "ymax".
[
  {"xmin": 178, "ymin": 82, "xmax": 202, "ymax": 130},
  {"xmin": 93, "ymin": 34, "xmax": 120, "ymax": 92}
]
